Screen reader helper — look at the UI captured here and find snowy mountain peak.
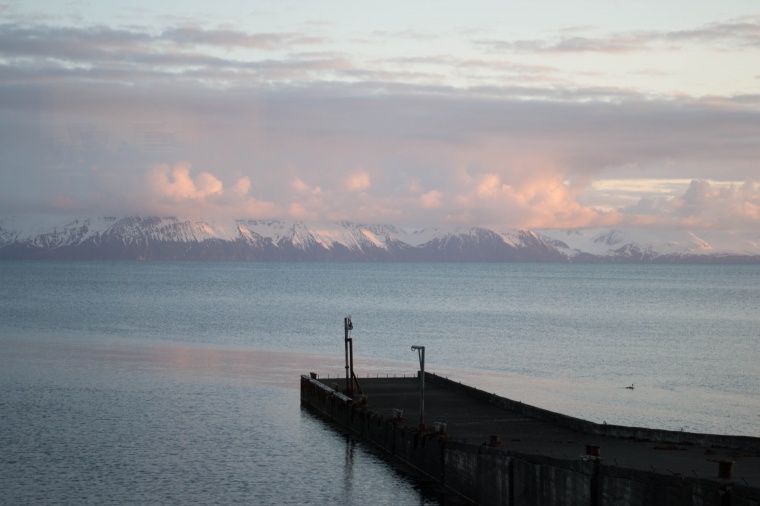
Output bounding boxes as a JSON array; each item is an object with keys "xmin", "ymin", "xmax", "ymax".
[
  {"xmin": 538, "ymin": 227, "xmax": 760, "ymax": 262},
  {"xmin": 0, "ymin": 216, "xmax": 758, "ymax": 262}
]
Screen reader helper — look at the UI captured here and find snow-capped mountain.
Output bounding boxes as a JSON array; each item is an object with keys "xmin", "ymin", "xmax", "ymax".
[
  {"xmin": 0, "ymin": 216, "xmax": 758, "ymax": 262},
  {"xmin": 538, "ymin": 228, "xmax": 760, "ymax": 263}
]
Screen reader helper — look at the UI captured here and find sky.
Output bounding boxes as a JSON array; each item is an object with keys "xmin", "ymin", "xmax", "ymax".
[{"xmin": 1, "ymin": 0, "xmax": 759, "ymax": 231}]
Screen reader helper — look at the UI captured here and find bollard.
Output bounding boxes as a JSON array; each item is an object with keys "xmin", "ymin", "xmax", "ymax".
[{"xmin": 718, "ymin": 461, "xmax": 734, "ymax": 479}]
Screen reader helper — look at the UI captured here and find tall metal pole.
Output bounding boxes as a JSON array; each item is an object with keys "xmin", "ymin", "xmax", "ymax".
[
  {"xmin": 411, "ymin": 345, "xmax": 425, "ymax": 430},
  {"xmin": 349, "ymin": 336, "xmax": 355, "ymax": 394},
  {"xmin": 344, "ymin": 316, "xmax": 351, "ymax": 397}
]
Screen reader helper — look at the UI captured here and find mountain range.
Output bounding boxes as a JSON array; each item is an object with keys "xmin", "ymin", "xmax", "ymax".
[{"xmin": 1, "ymin": 216, "xmax": 758, "ymax": 263}]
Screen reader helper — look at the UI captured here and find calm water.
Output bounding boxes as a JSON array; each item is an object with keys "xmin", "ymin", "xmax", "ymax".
[{"xmin": 2, "ymin": 261, "xmax": 759, "ymax": 504}]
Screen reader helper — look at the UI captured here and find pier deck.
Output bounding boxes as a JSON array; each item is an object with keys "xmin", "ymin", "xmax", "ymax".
[{"xmin": 315, "ymin": 375, "xmax": 760, "ymax": 489}]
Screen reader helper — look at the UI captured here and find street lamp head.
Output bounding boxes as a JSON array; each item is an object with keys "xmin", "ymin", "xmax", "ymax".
[{"xmin": 411, "ymin": 345, "xmax": 424, "ymax": 351}]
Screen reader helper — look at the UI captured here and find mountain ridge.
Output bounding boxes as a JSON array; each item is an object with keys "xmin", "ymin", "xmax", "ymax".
[{"xmin": 1, "ymin": 216, "xmax": 758, "ymax": 263}]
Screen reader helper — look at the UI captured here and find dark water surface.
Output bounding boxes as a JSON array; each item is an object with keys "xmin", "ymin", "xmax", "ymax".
[{"xmin": 2, "ymin": 261, "xmax": 759, "ymax": 504}]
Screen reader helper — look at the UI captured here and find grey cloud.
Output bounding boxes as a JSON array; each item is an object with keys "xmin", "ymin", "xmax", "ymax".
[
  {"xmin": 666, "ymin": 18, "xmax": 760, "ymax": 46},
  {"xmin": 3, "ymin": 78, "xmax": 759, "ymax": 186},
  {"xmin": 377, "ymin": 55, "xmax": 560, "ymax": 82},
  {"xmin": 620, "ymin": 180, "xmax": 760, "ymax": 230},
  {"xmin": 161, "ymin": 27, "xmax": 327, "ymax": 49},
  {"xmin": 727, "ymin": 94, "xmax": 760, "ymax": 105},
  {"xmin": 475, "ymin": 17, "xmax": 760, "ymax": 54},
  {"xmin": 4, "ymin": 78, "xmax": 759, "ymax": 161},
  {"xmin": 477, "ymin": 35, "xmax": 646, "ymax": 54},
  {"xmin": 371, "ymin": 29, "xmax": 439, "ymax": 41},
  {"xmin": 0, "ymin": 23, "xmax": 153, "ymax": 60},
  {"xmin": 0, "ymin": 22, "xmax": 333, "ymax": 81}
]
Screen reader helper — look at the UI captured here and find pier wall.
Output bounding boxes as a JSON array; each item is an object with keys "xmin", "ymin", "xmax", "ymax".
[{"xmin": 300, "ymin": 375, "xmax": 759, "ymax": 506}]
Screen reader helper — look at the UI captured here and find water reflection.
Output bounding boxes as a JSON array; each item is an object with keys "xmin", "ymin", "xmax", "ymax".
[
  {"xmin": 344, "ymin": 437, "xmax": 356, "ymax": 501},
  {"xmin": 5, "ymin": 333, "xmax": 759, "ymax": 436},
  {"xmin": 1, "ymin": 335, "xmax": 449, "ymax": 505}
]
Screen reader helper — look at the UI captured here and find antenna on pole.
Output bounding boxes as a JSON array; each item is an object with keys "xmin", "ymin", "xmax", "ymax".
[{"xmin": 411, "ymin": 345, "xmax": 425, "ymax": 430}]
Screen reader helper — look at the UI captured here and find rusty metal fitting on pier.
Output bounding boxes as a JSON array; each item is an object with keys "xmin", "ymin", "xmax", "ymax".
[
  {"xmin": 585, "ymin": 444, "xmax": 601, "ymax": 458},
  {"xmin": 719, "ymin": 460, "xmax": 734, "ymax": 479}
]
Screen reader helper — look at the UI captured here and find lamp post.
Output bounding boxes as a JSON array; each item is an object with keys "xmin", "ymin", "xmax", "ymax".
[{"xmin": 411, "ymin": 345, "xmax": 425, "ymax": 430}]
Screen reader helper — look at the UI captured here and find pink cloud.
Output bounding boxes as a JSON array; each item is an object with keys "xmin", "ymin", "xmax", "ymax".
[
  {"xmin": 419, "ymin": 190, "xmax": 443, "ymax": 209},
  {"xmin": 239, "ymin": 198, "xmax": 278, "ymax": 218},
  {"xmin": 289, "ymin": 202, "xmax": 318, "ymax": 221},
  {"xmin": 232, "ymin": 176, "xmax": 251, "ymax": 196},
  {"xmin": 344, "ymin": 171, "xmax": 371, "ymax": 191},
  {"xmin": 456, "ymin": 168, "xmax": 616, "ymax": 229},
  {"xmin": 149, "ymin": 163, "xmax": 223, "ymax": 200},
  {"xmin": 142, "ymin": 163, "xmax": 277, "ymax": 219},
  {"xmin": 292, "ymin": 177, "xmax": 322, "ymax": 195}
]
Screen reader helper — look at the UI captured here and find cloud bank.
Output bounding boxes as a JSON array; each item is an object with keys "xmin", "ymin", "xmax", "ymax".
[{"xmin": 0, "ymin": 14, "xmax": 759, "ymax": 232}]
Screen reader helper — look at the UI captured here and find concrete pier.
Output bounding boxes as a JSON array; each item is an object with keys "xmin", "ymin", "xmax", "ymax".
[{"xmin": 301, "ymin": 372, "xmax": 760, "ymax": 506}]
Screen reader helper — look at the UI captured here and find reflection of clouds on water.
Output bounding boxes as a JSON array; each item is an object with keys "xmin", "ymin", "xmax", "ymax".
[
  {"xmin": 2, "ymin": 261, "xmax": 759, "ymax": 444},
  {"xmin": 0, "ymin": 335, "xmax": 418, "ymax": 391},
  {"xmin": 4, "ymin": 331, "xmax": 758, "ymax": 437},
  {"xmin": 0, "ymin": 335, "xmax": 443, "ymax": 505}
]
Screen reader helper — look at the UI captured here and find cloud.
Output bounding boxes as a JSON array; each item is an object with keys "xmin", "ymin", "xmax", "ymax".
[
  {"xmin": 288, "ymin": 202, "xmax": 313, "ymax": 220},
  {"xmin": 665, "ymin": 17, "xmax": 760, "ymax": 46},
  {"xmin": 0, "ymin": 23, "xmax": 325, "ymax": 62},
  {"xmin": 474, "ymin": 16, "xmax": 760, "ymax": 55},
  {"xmin": 3, "ymin": 78, "xmax": 759, "ymax": 229},
  {"xmin": 621, "ymin": 180, "xmax": 760, "ymax": 229},
  {"xmin": 344, "ymin": 171, "xmax": 371, "ymax": 191},
  {"xmin": 1, "ymin": 16, "xmax": 759, "ymax": 233},
  {"xmin": 0, "ymin": 22, "xmax": 342, "ymax": 86},
  {"xmin": 476, "ymin": 35, "xmax": 647, "ymax": 54},
  {"xmin": 232, "ymin": 176, "xmax": 251, "ymax": 196},
  {"xmin": 450, "ymin": 166, "xmax": 614, "ymax": 229},
  {"xmin": 1, "ymin": 17, "xmax": 756, "ymax": 101},
  {"xmin": 141, "ymin": 163, "xmax": 275, "ymax": 219},
  {"xmin": 292, "ymin": 178, "xmax": 321, "ymax": 195},
  {"xmin": 149, "ymin": 163, "xmax": 223, "ymax": 201},
  {"xmin": 160, "ymin": 27, "xmax": 327, "ymax": 50},
  {"xmin": 677, "ymin": 179, "xmax": 760, "ymax": 228},
  {"xmin": 419, "ymin": 190, "xmax": 443, "ymax": 209}
]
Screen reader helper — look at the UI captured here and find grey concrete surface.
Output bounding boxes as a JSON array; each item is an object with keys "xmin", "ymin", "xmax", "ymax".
[{"xmin": 318, "ymin": 374, "xmax": 760, "ymax": 489}]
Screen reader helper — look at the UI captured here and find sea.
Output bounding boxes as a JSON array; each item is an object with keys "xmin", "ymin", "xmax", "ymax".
[{"xmin": 1, "ymin": 261, "xmax": 759, "ymax": 505}]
